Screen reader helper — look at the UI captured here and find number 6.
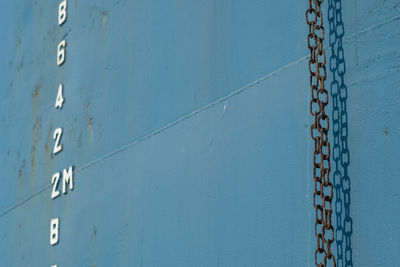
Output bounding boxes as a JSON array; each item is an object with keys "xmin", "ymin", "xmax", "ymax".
[{"xmin": 57, "ymin": 40, "xmax": 66, "ymax": 66}]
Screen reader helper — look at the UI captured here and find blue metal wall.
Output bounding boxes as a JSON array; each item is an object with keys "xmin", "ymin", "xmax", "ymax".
[{"xmin": 0, "ymin": 0, "xmax": 399, "ymax": 266}]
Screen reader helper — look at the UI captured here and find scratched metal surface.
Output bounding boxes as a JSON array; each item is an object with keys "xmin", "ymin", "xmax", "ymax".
[{"xmin": 0, "ymin": 1, "xmax": 399, "ymax": 266}]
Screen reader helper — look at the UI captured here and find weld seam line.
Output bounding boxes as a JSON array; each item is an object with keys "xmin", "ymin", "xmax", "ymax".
[
  {"xmin": 0, "ymin": 56, "xmax": 307, "ymax": 219},
  {"xmin": 1, "ymin": 13, "xmax": 399, "ymax": 219},
  {"xmin": 76, "ymin": 55, "xmax": 309, "ymax": 173},
  {"xmin": 344, "ymin": 14, "xmax": 400, "ymax": 40}
]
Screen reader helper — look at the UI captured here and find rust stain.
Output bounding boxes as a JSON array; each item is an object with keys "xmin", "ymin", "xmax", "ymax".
[
  {"xmin": 89, "ymin": 4, "xmax": 98, "ymax": 30},
  {"xmin": 89, "ymin": 4, "xmax": 98, "ymax": 17},
  {"xmin": 18, "ymin": 170, "xmax": 23, "ymax": 184},
  {"xmin": 31, "ymin": 144, "xmax": 36, "ymax": 169},
  {"xmin": 32, "ymin": 84, "xmax": 41, "ymax": 99},
  {"xmin": 88, "ymin": 117, "xmax": 94, "ymax": 142},
  {"xmin": 88, "ymin": 117, "xmax": 94, "ymax": 127},
  {"xmin": 31, "ymin": 83, "xmax": 43, "ymax": 188},
  {"xmin": 78, "ymin": 132, "xmax": 82, "ymax": 148},
  {"xmin": 16, "ymin": 58, "xmax": 24, "ymax": 72},
  {"xmin": 15, "ymin": 35, "xmax": 21, "ymax": 49},
  {"xmin": 86, "ymin": 101, "xmax": 94, "ymax": 142},
  {"xmin": 100, "ymin": 9, "xmax": 109, "ymax": 42},
  {"xmin": 92, "ymin": 226, "xmax": 97, "ymax": 267},
  {"xmin": 45, "ymin": 127, "xmax": 55, "ymax": 175},
  {"xmin": 31, "ymin": 116, "xmax": 42, "ymax": 171},
  {"xmin": 14, "ymin": 31, "xmax": 23, "ymax": 93},
  {"xmin": 101, "ymin": 10, "xmax": 109, "ymax": 26},
  {"xmin": 45, "ymin": 134, "xmax": 49, "ymax": 154},
  {"xmin": 17, "ymin": 160, "xmax": 26, "ymax": 195}
]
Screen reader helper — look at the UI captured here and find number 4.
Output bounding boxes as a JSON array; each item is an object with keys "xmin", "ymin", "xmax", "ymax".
[{"xmin": 55, "ymin": 84, "xmax": 64, "ymax": 109}]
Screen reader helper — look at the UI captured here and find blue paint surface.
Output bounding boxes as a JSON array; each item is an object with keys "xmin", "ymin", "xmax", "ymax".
[{"xmin": 0, "ymin": 0, "xmax": 399, "ymax": 266}]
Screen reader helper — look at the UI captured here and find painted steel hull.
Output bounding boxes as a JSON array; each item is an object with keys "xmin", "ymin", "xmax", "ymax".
[{"xmin": 1, "ymin": 1, "xmax": 400, "ymax": 266}]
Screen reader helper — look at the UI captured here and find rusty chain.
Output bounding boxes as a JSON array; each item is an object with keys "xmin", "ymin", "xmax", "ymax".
[{"xmin": 306, "ymin": 1, "xmax": 336, "ymax": 266}]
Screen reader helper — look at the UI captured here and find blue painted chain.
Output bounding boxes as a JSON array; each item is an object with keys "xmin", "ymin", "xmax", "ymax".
[{"xmin": 328, "ymin": 0, "xmax": 353, "ymax": 266}]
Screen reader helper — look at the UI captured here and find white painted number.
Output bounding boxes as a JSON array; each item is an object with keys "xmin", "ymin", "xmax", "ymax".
[
  {"xmin": 51, "ymin": 172, "xmax": 61, "ymax": 199},
  {"xmin": 52, "ymin": 0, "xmax": 68, "ymax": 261},
  {"xmin": 58, "ymin": 0, "xmax": 67, "ymax": 26},
  {"xmin": 62, "ymin": 166, "xmax": 74, "ymax": 194},
  {"xmin": 51, "ymin": 265, "xmax": 57, "ymax": 267},
  {"xmin": 51, "ymin": 167, "xmax": 74, "ymax": 199},
  {"xmin": 57, "ymin": 40, "xmax": 66, "ymax": 66},
  {"xmin": 53, "ymin": 128, "xmax": 63, "ymax": 155},
  {"xmin": 55, "ymin": 84, "xmax": 64, "ymax": 109},
  {"xmin": 50, "ymin": 218, "xmax": 59, "ymax": 246}
]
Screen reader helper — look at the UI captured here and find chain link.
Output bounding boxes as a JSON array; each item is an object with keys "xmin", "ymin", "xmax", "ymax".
[
  {"xmin": 328, "ymin": 0, "xmax": 353, "ymax": 265},
  {"xmin": 306, "ymin": 1, "xmax": 336, "ymax": 266}
]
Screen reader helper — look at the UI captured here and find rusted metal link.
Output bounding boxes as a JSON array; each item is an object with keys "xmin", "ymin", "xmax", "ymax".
[{"xmin": 307, "ymin": 0, "xmax": 336, "ymax": 266}]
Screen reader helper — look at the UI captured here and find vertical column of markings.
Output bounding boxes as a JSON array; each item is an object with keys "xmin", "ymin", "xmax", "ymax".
[{"xmin": 50, "ymin": 2, "xmax": 74, "ymax": 267}]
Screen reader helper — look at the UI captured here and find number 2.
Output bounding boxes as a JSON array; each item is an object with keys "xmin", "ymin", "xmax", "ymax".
[
  {"xmin": 51, "ymin": 172, "xmax": 61, "ymax": 199},
  {"xmin": 53, "ymin": 128, "xmax": 63, "ymax": 155},
  {"xmin": 50, "ymin": 166, "xmax": 74, "ymax": 200}
]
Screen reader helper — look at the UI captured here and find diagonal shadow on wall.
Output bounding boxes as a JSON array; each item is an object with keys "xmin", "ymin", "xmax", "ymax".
[{"xmin": 327, "ymin": 0, "xmax": 353, "ymax": 266}]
